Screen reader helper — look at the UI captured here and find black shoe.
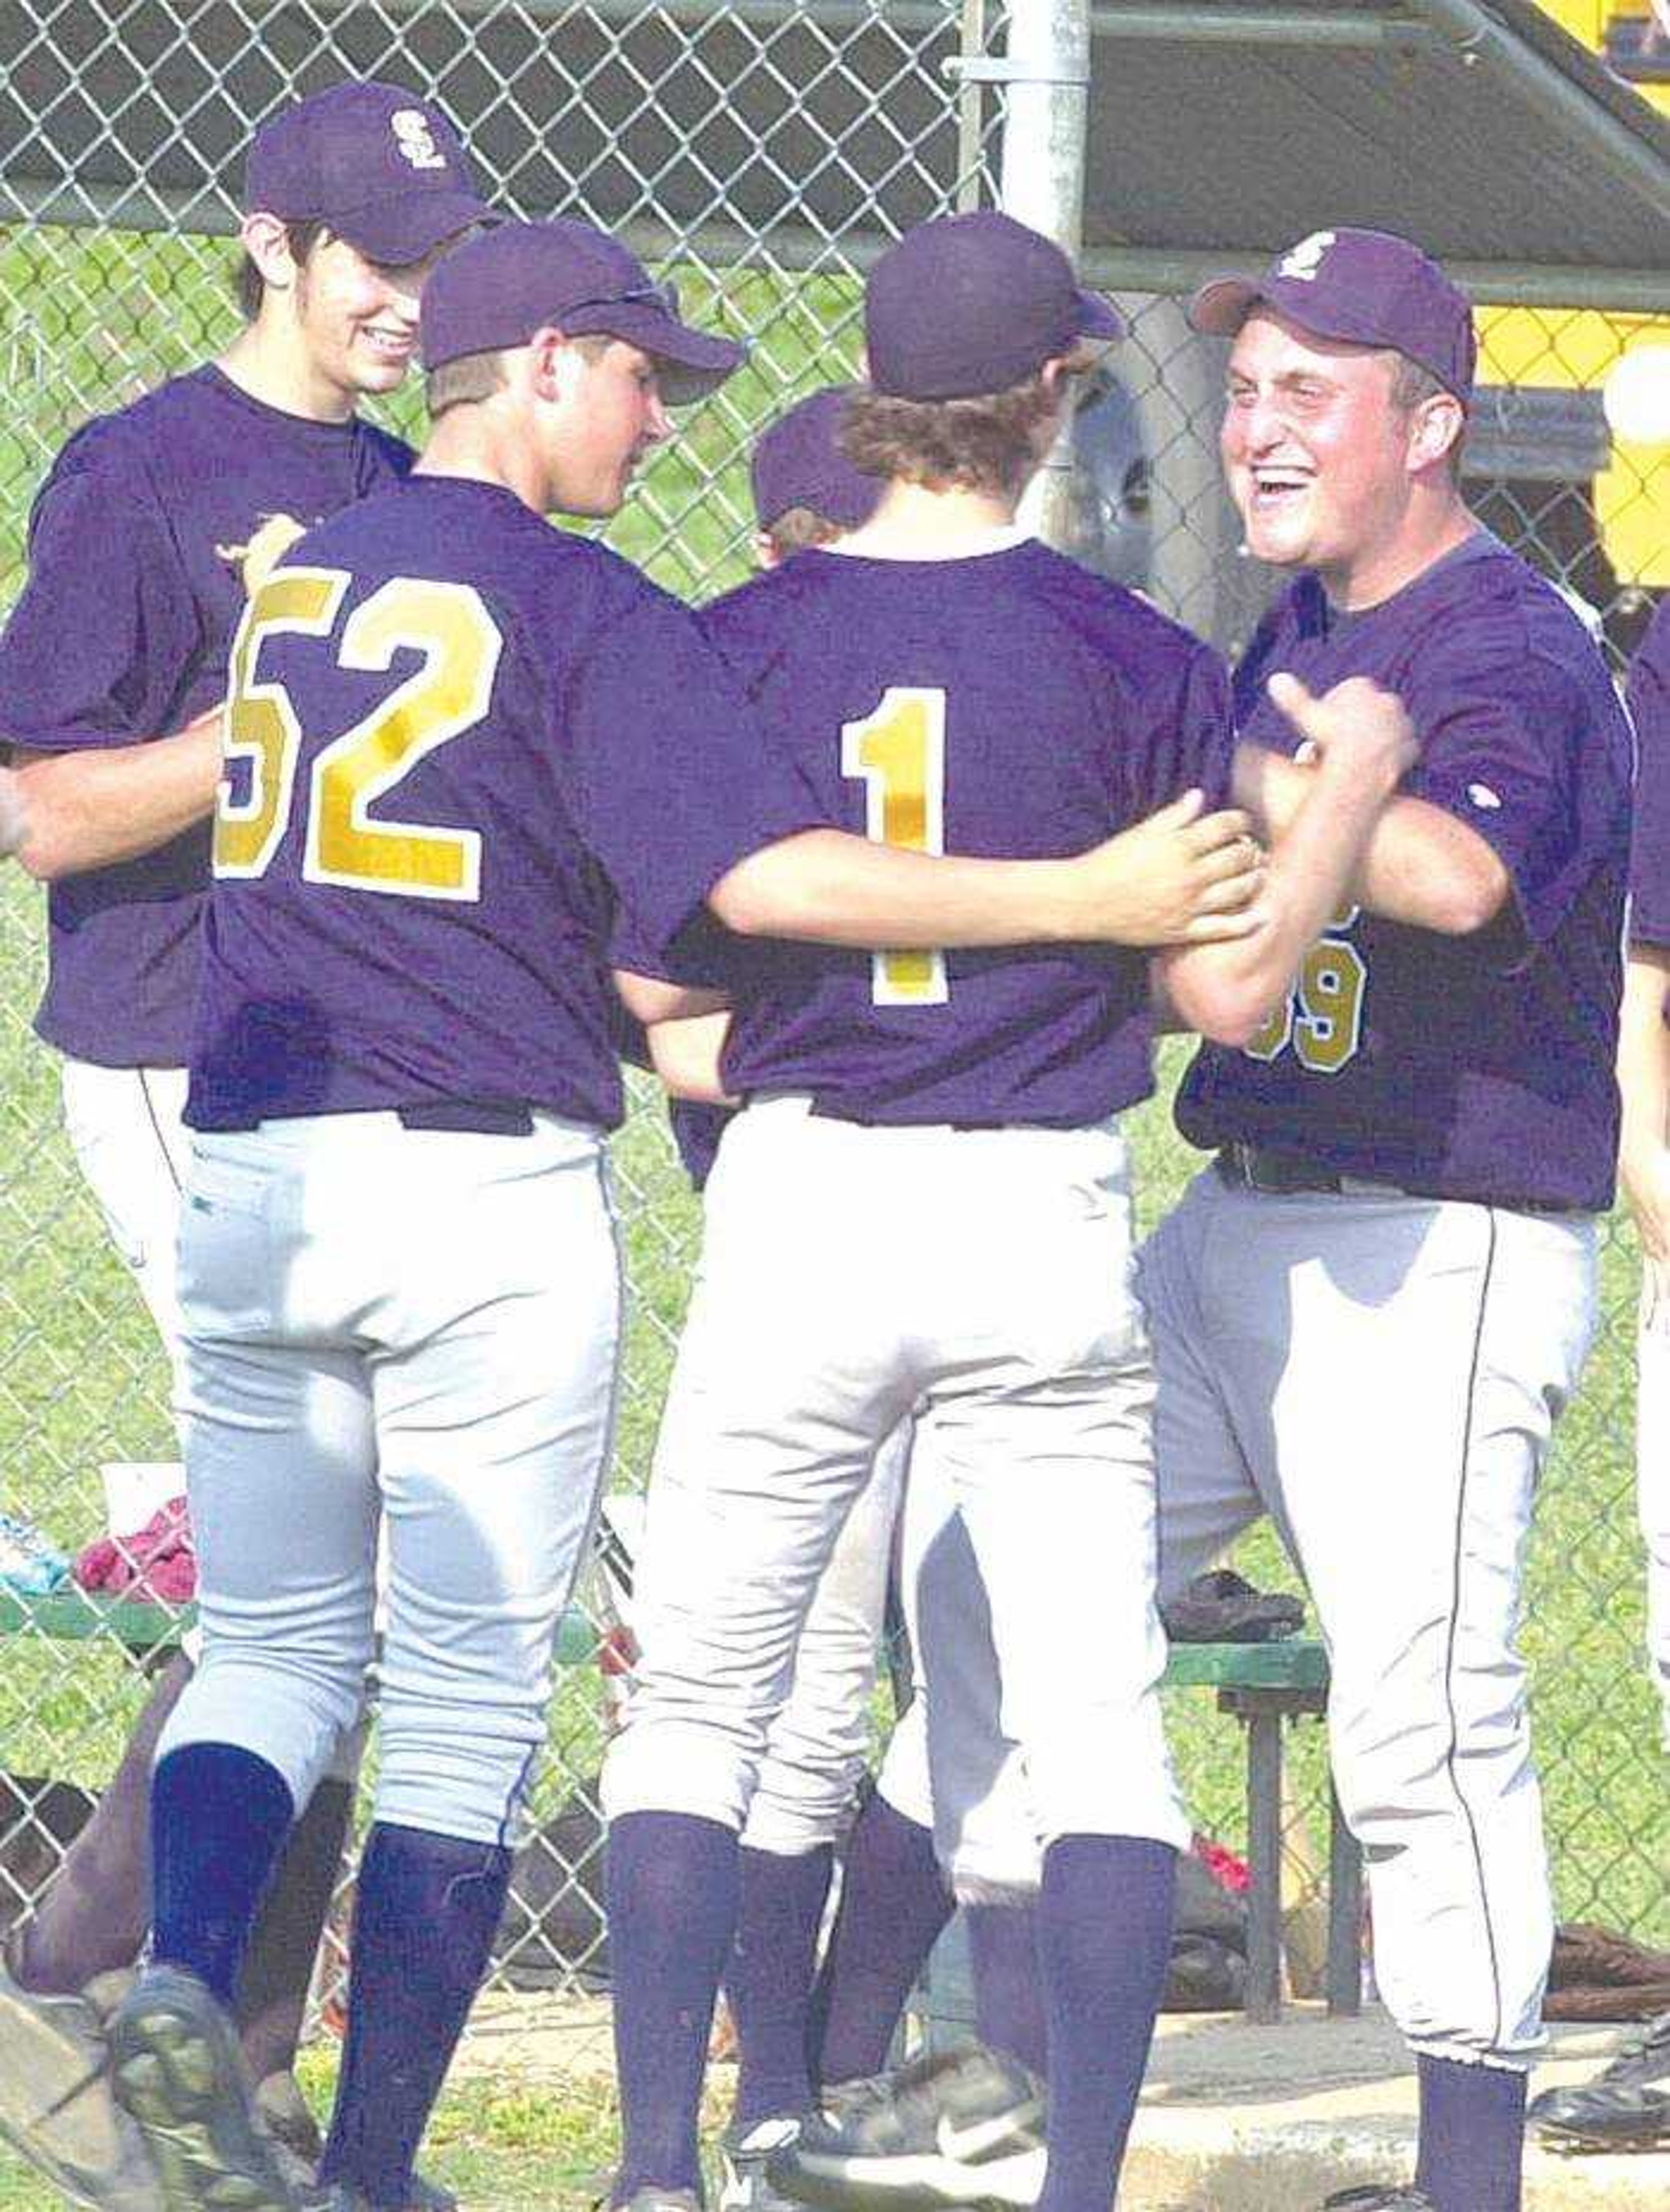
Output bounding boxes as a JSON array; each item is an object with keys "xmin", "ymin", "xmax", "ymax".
[
  {"xmin": 768, "ymin": 2045, "xmax": 1045, "ymax": 2212},
  {"xmin": 1530, "ymin": 2007, "xmax": 1670, "ymax": 2152},
  {"xmin": 108, "ymin": 1966, "xmax": 301, "ymax": 2212},
  {"xmin": 1321, "ymin": 2191, "xmax": 1437, "ymax": 2210}
]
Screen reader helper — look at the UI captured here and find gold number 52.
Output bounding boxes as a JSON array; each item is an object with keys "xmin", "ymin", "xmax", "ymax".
[{"xmin": 214, "ymin": 569, "xmax": 502, "ymax": 901}]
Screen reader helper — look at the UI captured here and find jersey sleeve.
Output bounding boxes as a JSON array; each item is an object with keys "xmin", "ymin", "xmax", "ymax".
[
  {"xmin": 561, "ymin": 586, "xmax": 824, "ymax": 958},
  {"xmin": 1172, "ymin": 642, "xmax": 1237, "ymax": 812},
  {"xmin": 0, "ymin": 441, "xmax": 197, "ymax": 755},
  {"xmin": 1627, "ymin": 608, "xmax": 1670, "ymax": 948},
  {"xmin": 1401, "ymin": 652, "xmax": 1612, "ymax": 949}
]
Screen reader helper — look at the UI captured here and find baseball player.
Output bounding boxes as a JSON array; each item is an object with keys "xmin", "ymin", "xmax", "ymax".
[
  {"xmin": 602, "ymin": 207, "xmax": 1416, "ymax": 2212},
  {"xmin": 0, "ymin": 80, "xmax": 488, "ymax": 2212},
  {"xmin": 100, "ymin": 214, "xmax": 1264, "ymax": 2212},
  {"xmin": 626, "ymin": 378, "xmax": 1265, "ymax": 2212},
  {"xmin": 766, "ymin": 228, "xmax": 1633, "ymax": 2212},
  {"xmin": 1527, "ymin": 588, "xmax": 1670, "ymax": 2157},
  {"xmin": 1149, "ymin": 228, "xmax": 1631, "ymax": 2212}
]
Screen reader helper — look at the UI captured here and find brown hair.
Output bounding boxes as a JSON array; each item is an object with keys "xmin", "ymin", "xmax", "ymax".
[
  {"xmin": 839, "ymin": 367, "xmax": 1062, "ymax": 500},
  {"xmin": 424, "ymin": 347, "xmax": 509, "ymax": 418},
  {"xmin": 234, "ymin": 219, "xmax": 327, "ymax": 320},
  {"xmin": 762, "ymin": 506, "xmax": 849, "ymax": 559},
  {"xmin": 1388, "ymin": 354, "xmax": 1467, "ymax": 483},
  {"xmin": 424, "ymin": 332, "xmax": 618, "ymax": 420}
]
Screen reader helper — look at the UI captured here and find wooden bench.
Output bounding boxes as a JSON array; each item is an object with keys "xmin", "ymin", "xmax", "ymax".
[
  {"xmin": 0, "ymin": 1587, "xmax": 599, "ymax": 1666},
  {"xmin": 1163, "ymin": 1638, "xmax": 1361, "ymax": 2023}
]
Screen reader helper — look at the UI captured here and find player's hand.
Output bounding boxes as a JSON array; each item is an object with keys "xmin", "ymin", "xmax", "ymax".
[
  {"xmin": 0, "ymin": 765, "xmax": 29, "ymax": 861},
  {"xmin": 1621, "ymin": 1138, "xmax": 1670, "ymax": 1276},
  {"xmin": 1082, "ymin": 789, "xmax": 1266, "ymax": 947},
  {"xmin": 1266, "ymin": 672, "xmax": 1416, "ymax": 798},
  {"xmin": 239, "ymin": 512, "xmax": 309, "ymax": 597}
]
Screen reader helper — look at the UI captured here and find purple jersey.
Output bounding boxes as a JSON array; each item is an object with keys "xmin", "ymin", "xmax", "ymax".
[
  {"xmin": 1627, "ymin": 595, "xmax": 1670, "ymax": 948},
  {"xmin": 0, "ymin": 366, "xmax": 411, "ymax": 1068},
  {"xmin": 1177, "ymin": 535, "xmax": 1631, "ymax": 1211},
  {"xmin": 694, "ymin": 539, "xmax": 1234, "ymax": 1128},
  {"xmin": 188, "ymin": 477, "xmax": 820, "ymax": 1134}
]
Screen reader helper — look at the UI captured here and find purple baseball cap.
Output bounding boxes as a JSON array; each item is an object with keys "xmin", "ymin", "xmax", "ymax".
[
  {"xmin": 1189, "ymin": 227, "xmax": 1476, "ymax": 401},
  {"xmin": 751, "ymin": 387, "xmax": 880, "ymax": 533},
  {"xmin": 244, "ymin": 82, "xmax": 490, "ymax": 266},
  {"xmin": 419, "ymin": 219, "xmax": 746, "ymax": 404},
  {"xmin": 865, "ymin": 211, "xmax": 1123, "ymax": 402}
]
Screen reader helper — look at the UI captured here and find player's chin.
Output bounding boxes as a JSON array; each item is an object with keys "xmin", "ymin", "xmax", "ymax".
[
  {"xmin": 1239, "ymin": 508, "xmax": 1313, "ymax": 569},
  {"xmin": 351, "ymin": 338, "xmax": 417, "ymax": 391}
]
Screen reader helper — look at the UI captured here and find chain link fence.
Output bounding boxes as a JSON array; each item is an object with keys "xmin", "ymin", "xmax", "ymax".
[{"xmin": 0, "ymin": 0, "xmax": 1665, "ymax": 2076}]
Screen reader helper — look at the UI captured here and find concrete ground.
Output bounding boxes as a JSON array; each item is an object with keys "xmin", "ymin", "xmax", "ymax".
[
  {"xmin": 457, "ymin": 1988, "xmax": 1670, "ymax": 2209},
  {"xmin": 1124, "ymin": 2004, "xmax": 1669, "ymax": 2208}
]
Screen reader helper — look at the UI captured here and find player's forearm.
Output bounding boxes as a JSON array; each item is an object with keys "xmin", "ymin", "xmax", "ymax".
[
  {"xmin": 1157, "ymin": 762, "xmax": 1389, "ymax": 1047},
  {"xmin": 710, "ymin": 829, "xmax": 1089, "ymax": 949},
  {"xmin": 9, "ymin": 713, "xmax": 224, "ymax": 881},
  {"xmin": 613, "ymin": 970, "xmax": 731, "ymax": 1027},
  {"xmin": 1241, "ymin": 748, "xmax": 1506, "ymax": 934}
]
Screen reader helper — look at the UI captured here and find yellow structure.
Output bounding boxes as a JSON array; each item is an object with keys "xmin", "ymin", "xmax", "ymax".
[{"xmin": 1492, "ymin": 1, "xmax": 1670, "ymax": 586}]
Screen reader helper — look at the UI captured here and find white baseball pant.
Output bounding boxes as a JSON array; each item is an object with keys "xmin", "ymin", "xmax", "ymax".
[
  {"xmin": 741, "ymin": 1419, "xmax": 911, "ymax": 1858},
  {"xmin": 604, "ymin": 1096, "xmax": 1188, "ymax": 1860},
  {"xmin": 1636, "ymin": 1269, "xmax": 1670, "ymax": 1747},
  {"xmin": 1137, "ymin": 1162, "xmax": 1596, "ymax": 2069},
  {"xmin": 60, "ymin": 1057, "xmax": 191, "ymax": 1400},
  {"xmin": 158, "ymin": 1111, "xmax": 622, "ymax": 1846}
]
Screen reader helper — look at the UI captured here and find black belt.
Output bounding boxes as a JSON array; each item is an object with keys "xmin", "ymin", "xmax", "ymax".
[
  {"xmin": 1216, "ymin": 1144, "xmax": 1419, "ymax": 1198},
  {"xmin": 1214, "ymin": 1144, "xmax": 1587, "ymax": 1216},
  {"xmin": 398, "ymin": 1100, "xmax": 535, "ymax": 1136}
]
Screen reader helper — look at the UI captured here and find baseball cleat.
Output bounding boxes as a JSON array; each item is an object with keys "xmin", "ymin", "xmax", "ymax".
[
  {"xmin": 768, "ymin": 2045, "xmax": 1046, "ymax": 2212},
  {"xmin": 108, "ymin": 1965, "xmax": 301, "ymax": 2212},
  {"xmin": 301, "ymin": 2188, "xmax": 460, "ymax": 2212},
  {"xmin": 720, "ymin": 2114, "xmax": 809, "ymax": 2212},
  {"xmin": 257, "ymin": 2071, "xmax": 457, "ymax": 2212},
  {"xmin": 0, "ymin": 1944, "xmax": 159, "ymax": 2212},
  {"xmin": 1530, "ymin": 2007, "xmax": 1670, "ymax": 2152},
  {"xmin": 1320, "ymin": 2191, "xmax": 1437, "ymax": 2209}
]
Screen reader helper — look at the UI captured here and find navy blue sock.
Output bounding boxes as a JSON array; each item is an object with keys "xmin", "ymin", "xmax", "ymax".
[
  {"xmin": 609, "ymin": 1810, "xmax": 739, "ymax": 2197},
  {"xmin": 967, "ymin": 1902, "xmax": 1048, "ymax": 2081},
  {"xmin": 727, "ymin": 1844, "xmax": 834, "ymax": 2129},
  {"xmin": 1033, "ymin": 1834, "xmax": 1176, "ymax": 2212},
  {"xmin": 810, "ymin": 1790, "xmax": 952, "ymax": 2086},
  {"xmin": 317, "ymin": 1821, "xmax": 511, "ymax": 2211},
  {"xmin": 150, "ymin": 1743, "xmax": 294, "ymax": 2006},
  {"xmin": 1414, "ymin": 2053, "xmax": 1526, "ymax": 2212}
]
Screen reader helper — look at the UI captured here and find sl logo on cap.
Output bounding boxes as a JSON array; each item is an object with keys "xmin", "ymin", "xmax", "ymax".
[
  {"xmin": 391, "ymin": 110, "xmax": 448, "ymax": 171},
  {"xmin": 1279, "ymin": 231, "xmax": 1336, "ymax": 283}
]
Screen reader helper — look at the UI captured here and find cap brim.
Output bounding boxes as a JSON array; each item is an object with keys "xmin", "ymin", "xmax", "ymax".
[
  {"xmin": 1187, "ymin": 276, "xmax": 1265, "ymax": 338},
  {"xmin": 1073, "ymin": 288, "xmax": 1126, "ymax": 344},
  {"xmin": 570, "ymin": 301, "xmax": 748, "ymax": 404},
  {"xmin": 328, "ymin": 189, "xmax": 495, "ymax": 268}
]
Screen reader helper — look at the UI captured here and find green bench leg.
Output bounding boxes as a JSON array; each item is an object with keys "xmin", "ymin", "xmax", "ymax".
[
  {"xmin": 1325, "ymin": 1773, "xmax": 1363, "ymax": 2017},
  {"xmin": 1244, "ymin": 1707, "xmax": 1283, "ymax": 2024}
]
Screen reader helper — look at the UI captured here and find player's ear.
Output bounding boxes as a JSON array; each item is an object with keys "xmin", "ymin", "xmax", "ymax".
[
  {"xmin": 525, "ymin": 326, "xmax": 577, "ymax": 403},
  {"xmin": 240, "ymin": 211, "xmax": 299, "ymax": 294},
  {"xmin": 753, "ymin": 531, "xmax": 781, "ymax": 571},
  {"xmin": 1407, "ymin": 392, "xmax": 1465, "ymax": 477}
]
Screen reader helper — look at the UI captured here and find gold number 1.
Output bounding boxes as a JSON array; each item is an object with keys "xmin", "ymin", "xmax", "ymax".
[{"xmin": 840, "ymin": 686, "xmax": 949, "ymax": 1007}]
